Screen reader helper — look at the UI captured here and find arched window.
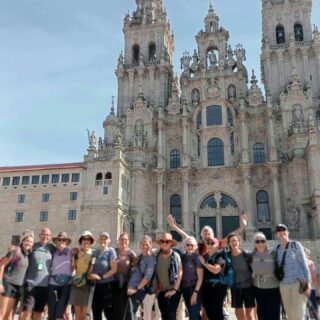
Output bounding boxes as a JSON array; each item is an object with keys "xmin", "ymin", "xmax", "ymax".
[
  {"xmin": 253, "ymin": 143, "xmax": 265, "ymax": 164},
  {"xmin": 170, "ymin": 150, "xmax": 180, "ymax": 169},
  {"xmin": 132, "ymin": 44, "xmax": 140, "ymax": 63},
  {"xmin": 208, "ymin": 138, "xmax": 224, "ymax": 166},
  {"xmin": 148, "ymin": 43, "xmax": 156, "ymax": 61},
  {"xmin": 256, "ymin": 191, "xmax": 270, "ymax": 222},
  {"xmin": 206, "ymin": 105, "xmax": 222, "ymax": 126},
  {"xmin": 200, "ymin": 194, "xmax": 217, "ymax": 208},
  {"xmin": 170, "ymin": 194, "xmax": 181, "ymax": 224},
  {"xmin": 197, "ymin": 111, "xmax": 202, "ymax": 129},
  {"xmin": 96, "ymin": 173, "xmax": 102, "ymax": 180},
  {"xmin": 105, "ymin": 172, "xmax": 112, "ymax": 180},
  {"xmin": 294, "ymin": 23, "xmax": 304, "ymax": 41},
  {"xmin": 95, "ymin": 172, "xmax": 103, "ymax": 186},
  {"xmin": 276, "ymin": 25, "xmax": 286, "ymax": 44},
  {"xmin": 227, "ymin": 108, "xmax": 233, "ymax": 126},
  {"xmin": 220, "ymin": 193, "xmax": 238, "ymax": 208},
  {"xmin": 230, "ymin": 133, "xmax": 234, "ymax": 156}
]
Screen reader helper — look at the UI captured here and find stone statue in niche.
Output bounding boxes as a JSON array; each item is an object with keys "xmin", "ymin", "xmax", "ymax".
[
  {"xmin": 190, "ymin": 49, "xmax": 199, "ymax": 72},
  {"xmin": 293, "ymin": 104, "xmax": 303, "ymax": 121},
  {"xmin": 228, "ymin": 84, "xmax": 236, "ymax": 101},
  {"xmin": 287, "ymin": 198, "xmax": 300, "ymax": 238},
  {"xmin": 207, "ymin": 78, "xmax": 220, "ymax": 98},
  {"xmin": 208, "ymin": 50, "xmax": 217, "ymax": 67},
  {"xmin": 142, "ymin": 206, "xmax": 155, "ymax": 231},
  {"xmin": 191, "ymin": 88, "xmax": 200, "ymax": 105}
]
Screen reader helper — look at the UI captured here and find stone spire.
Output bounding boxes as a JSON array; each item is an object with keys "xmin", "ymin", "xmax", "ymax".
[{"xmin": 204, "ymin": 0, "xmax": 219, "ymax": 33}]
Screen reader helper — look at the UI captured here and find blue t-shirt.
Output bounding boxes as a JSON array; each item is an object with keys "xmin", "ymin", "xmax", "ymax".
[
  {"xmin": 92, "ymin": 247, "xmax": 117, "ymax": 284},
  {"xmin": 181, "ymin": 252, "xmax": 202, "ymax": 288},
  {"xmin": 128, "ymin": 254, "xmax": 156, "ymax": 288}
]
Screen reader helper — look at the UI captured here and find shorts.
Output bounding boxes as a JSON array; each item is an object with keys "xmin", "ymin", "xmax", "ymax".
[
  {"xmin": 2, "ymin": 280, "xmax": 21, "ymax": 300},
  {"xmin": 231, "ymin": 286, "xmax": 256, "ymax": 309},
  {"xmin": 22, "ymin": 285, "xmax": 49, "ymax": 313}
]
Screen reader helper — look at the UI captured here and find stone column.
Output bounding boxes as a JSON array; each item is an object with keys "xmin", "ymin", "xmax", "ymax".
[
  {"xmin": 266, "ymin": 94, "xmax": 277, "ymax": 161},
  {"xmin": 277, "ymin": 51, "xmax": 285, "ymax": 88},
  {"xmin": 160, "ymin": 69, "xmax": 167, "ymax": 107},
  {"xmin": 270, "ymin": 164, "xmax": 282, "ymax": 226},
  {"xmin": 128, "ymin": 70, "xmax": 135, "ymax": 103},
  {"xmin": 181, "ymin": 169, "xmax": 191, "ymax": 232},
  {"xmin": 182, "ymin": 110, "xmax": 190, "ymax": 167},
  {"xmin": 157, "ymin": 107, "xmax": 165, "ymax": 169},
  {"xmin": 239, "ymin": 99, "xmax": 250, "ymax": 163},
  {"xmin": 302, "ymin": 48, "xmax": 310, "ymax": 85},
  {"xmin": 149, "ymin": 67, "xmax": 155, "ymax": 102},
  {"xmin": 214, "ymin": 192, "xmax": 222, "ymax": 239},
  {"xmin": 241, "ymin": 165, "xmax": 255, "ymax": 240},
  {"xmin": 156, "ymin": 170, "xmax": 165, "ymax": 232}
]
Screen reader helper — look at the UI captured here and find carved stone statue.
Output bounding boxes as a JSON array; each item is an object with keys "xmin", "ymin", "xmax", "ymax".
[
  {"xmin": 87, "ymin": 129, "xmax": 97, "ymax": 150},
  {"xmin": 208, "ymin": 50, "xmax": 217, "ymax": 67},
  {"xmin": 191, "ymin": 88, "xmax": 200, "ymax": 105},
  {"xmin": 287, "ymin": 198, "xmax": 300, "ymax": 238},
  {"xmin": 228, "ymin": 84, "xmax": 236, "ymax": 101},
  {"xmin": 142, "ymin": 207, "xmax": 155, "ymax": 231}
]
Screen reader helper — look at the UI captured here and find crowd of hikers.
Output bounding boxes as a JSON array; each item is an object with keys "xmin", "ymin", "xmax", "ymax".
[{"xmin": 0, "ymin": 213, "xmax": 319, "ymax": 320}]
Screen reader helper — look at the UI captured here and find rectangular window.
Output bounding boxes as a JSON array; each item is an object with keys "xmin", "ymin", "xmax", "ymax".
[
  {"xmin": 40, "ymin": 211, "xmax": 48, "ymax": 222},
  {"xmin": 32, "ymin": 175, "xmax": 40, "ymax": 184},
  {"xmin": 103, "ymin": 186, "xmax": 108, "ymax": 195},
  {"xmin": 61, "ymin": 174, "xmax": 70, "ymax": 183},
  {"xmin": 15, "ymin": 212, "xmax": 24, "ymax": 222},
  {"xmin": 71, "ymin": 173, "xmax": 80, "ymax": 183},
  {"xmin": 18, "ymin": 194, "xmax": 25, "ymax": 203},
  {"xmin": 2, "ymin": 177, "xmax": 10, "ymax": 186},
  {"xmin": 68, "ymin": 210, "xmax": 77, "ymax": 220},
  {"xmin": 12, "ymin": 176, "xmax": 20, "ymax": 185},
  {"xmin": 41, "ymin": 175, "xmax": 49, "ymax": 184},
  {"xmin": 51, "ymin": 174, "xmax": 59, "ymax": 184},
  {"xmin": 42, "ymin": 193, "xmax": 50, "ymax": 202},
  {"xmin": 70, "ymin": 192, "xmax": 78, "ymax": 201},
  {"xmin": 22, "ymin": 176, "xmax": 30, "ymax": 185}
]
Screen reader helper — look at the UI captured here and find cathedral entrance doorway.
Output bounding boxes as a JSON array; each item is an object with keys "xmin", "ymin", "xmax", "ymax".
[{"xmin": 197, "ymin": 193, "xmax": 240, "ymax": 239}]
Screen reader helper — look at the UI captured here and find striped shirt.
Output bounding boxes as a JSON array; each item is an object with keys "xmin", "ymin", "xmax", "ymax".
[{"xmin": 275, "ymin": 241, "xmax": 311, "ymax": 285}]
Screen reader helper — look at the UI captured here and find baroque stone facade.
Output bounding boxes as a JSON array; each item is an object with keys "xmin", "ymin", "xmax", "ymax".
[{"xmin": 1, "ymin": 0, "xmax": 320, "ymax": 251}]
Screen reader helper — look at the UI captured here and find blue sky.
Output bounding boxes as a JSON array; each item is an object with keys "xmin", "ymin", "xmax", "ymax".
[{"xmin": 0, "ymin": 0, "xmax": 319, "ymax": 166}]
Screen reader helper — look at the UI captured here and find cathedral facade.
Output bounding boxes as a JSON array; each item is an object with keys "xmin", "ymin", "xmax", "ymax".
[{"xmin": 1, "ymin": 0, "xmax": 320, "ymax": 250}]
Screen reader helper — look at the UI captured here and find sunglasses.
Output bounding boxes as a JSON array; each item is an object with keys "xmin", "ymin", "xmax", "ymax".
[
  {"xmin": 82, "ymin": 237, "xmax": 92, "ymax": 241},
  {"xmin": 255, "ymin": 239, "xmax": 266, "ymax": 244},
  {"xmin": 57, "ymin": 239, "xmax": 66, "ymax": 242},
  {"xmin": 207, "ymin": 242, "xmax": 215, "ymax": 246},
  {"xmin": 276, "ymin": 228, "xmax": 286, "ymax": 232},
  {"xmin": 186, "ymin": 243, "xmax": 195, "ymax": 247},
  {"xmin": 160, "ymin": 240, "xmax": 171, "ymax": 244}
]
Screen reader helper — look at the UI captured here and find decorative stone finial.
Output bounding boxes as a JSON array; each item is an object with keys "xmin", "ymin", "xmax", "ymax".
[
  {"xmin": 250, "ymin": 70, "xmax": 258, "ymax": 86},
  {"xmin": 110, "ymin": 96, "xmax": 115, "ymax": 115}
]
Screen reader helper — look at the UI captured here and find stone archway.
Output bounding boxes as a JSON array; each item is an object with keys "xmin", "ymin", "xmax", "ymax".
[{"xmin": 196, "ymin": 191, "xmax": 241, "ymax": 238}]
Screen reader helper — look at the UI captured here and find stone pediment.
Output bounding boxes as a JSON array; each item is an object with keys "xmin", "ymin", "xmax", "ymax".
[{"xmin": 126, "ymin": 97, "xmax": 153, "ymax": 123}]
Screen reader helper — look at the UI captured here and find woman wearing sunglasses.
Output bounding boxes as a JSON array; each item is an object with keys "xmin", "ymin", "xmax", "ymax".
[
  {"xmin": 199, "ymin": 237, "xmax": 231, "ymax": 320},
  {"xmin": 180, "ymin": 236, "xmax": 203, "ymax": 320},
  {"xmin": 251, "ymin": 232, "xmax": 280, "ymax": 320},
  {"xmin": 48, "ymin": 232, "xmax": 73, "ymax": 320}
]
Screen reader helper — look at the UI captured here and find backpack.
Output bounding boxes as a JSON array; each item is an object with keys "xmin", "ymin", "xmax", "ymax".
[{"xmin": 208, "ymin": 251, "xmax": 235, "ymax": 288}]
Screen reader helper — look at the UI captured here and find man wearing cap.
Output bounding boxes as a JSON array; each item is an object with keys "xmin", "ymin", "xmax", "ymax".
[
  {"xmin": 20, "ymin": 227, "xmax": 56, "ymax": 320},
  {"xmin": 48, "ymin": 232, "xmax": 73, "ymax": 320},
  {"xmin": 155, "ymin": 233, "xmax": 183, "ymax": 320},
  {"xmin": 88, "ymin": 231, "xmax": 117, "ymax": 320},
  {"xmin": 275, "ymin": 224, "xmax": 311, "ymax": 320}
]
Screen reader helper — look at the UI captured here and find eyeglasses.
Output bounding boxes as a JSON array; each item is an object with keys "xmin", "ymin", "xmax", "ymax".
[
  {"xmin": 160, "ymin": 240, "xmax": 171, "ymax": 244},
  {"xmin": 186, "ymin": 244, "xmax": 195, "ymax": 247},
  {"xmin": 57, "ymin": 239, "xmax": 66, "ymax": 242},
  {"xmin": 255, "ymin": 239, "xmax": 266, "ymax": 244}
]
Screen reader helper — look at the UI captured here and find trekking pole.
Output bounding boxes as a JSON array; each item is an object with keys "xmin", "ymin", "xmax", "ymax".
[{"xmin": 86, "ymin": 281, "xmax": 96, "ymax": 320}]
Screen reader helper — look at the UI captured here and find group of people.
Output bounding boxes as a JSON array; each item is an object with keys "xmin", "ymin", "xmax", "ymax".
[{"xmin": 0, "ymin": 214, "xmax": 319, "ymax": 320}]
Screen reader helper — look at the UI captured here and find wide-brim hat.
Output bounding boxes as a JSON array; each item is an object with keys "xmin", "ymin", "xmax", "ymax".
[
  {"xmin": 155, "ymin": 232, "xmax": 178, "ymax": 247},
  {"xmin": 52, "ymin": 232, "xmax": 72, "ymax": 246},
  {"xmin": 78, "ymin": 230, "xmax": 94, "ymax": 244}
]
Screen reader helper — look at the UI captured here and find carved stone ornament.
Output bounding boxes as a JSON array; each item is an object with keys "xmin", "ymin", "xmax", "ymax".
[
  {"xmin": 206, "ymin": 78, "xmax": 220, "ymax": 99},
  {"xmin": 142, "ymin": 206, "xmax": 155, "ymax": 231},
  {"xmin": 168, "ymin": 135, "xmax": 182, "ymax": 147}
]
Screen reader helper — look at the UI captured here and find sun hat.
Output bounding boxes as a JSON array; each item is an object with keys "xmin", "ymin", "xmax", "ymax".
[
  {"xmin": 78, "ymin": 230, "xmax": 94, "ymax": 244},
  {"xmin": 155, "ymin": 232, "xmax": 178, "ymax": 247},
  {"xmin": 52, "ymin": 231, "xmax": 72, "ymax": 246}
]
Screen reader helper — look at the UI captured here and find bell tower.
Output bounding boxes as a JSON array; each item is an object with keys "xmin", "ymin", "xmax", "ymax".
[
  {"xmin": 260, "ymin": 0, "xmax": 320, "ymax": 103},
  {"xmin": 115, "ymin": 0, "xmax": 175, "ymax": 118}
]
